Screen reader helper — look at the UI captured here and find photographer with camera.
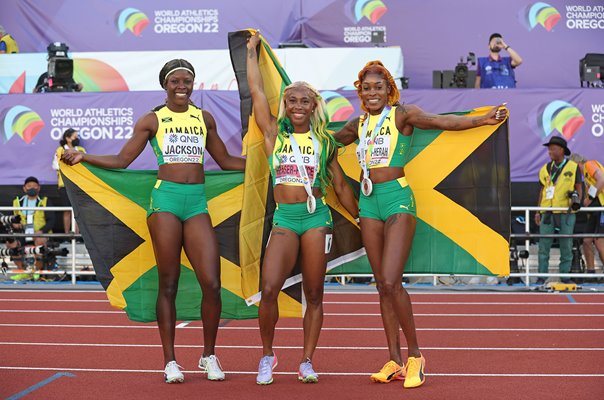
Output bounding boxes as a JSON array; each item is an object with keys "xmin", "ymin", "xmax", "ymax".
[
  {"xmin": 475, "ymin": 33, "xmax": 523, "ymax": 89},
  {"xmin": 535, "ymin": 137, "xmax": 582, "ymax": 285},
  {"xmin": 569, "ymin": 153, "xmax": 604, "ymax": 279},
  {"xmin": 7, "ymin": 176, "xmax": 55, "ymax": 271},
  {"xmin": 33, "ymin": 42, "xmax": 83, "ymax": 93}
]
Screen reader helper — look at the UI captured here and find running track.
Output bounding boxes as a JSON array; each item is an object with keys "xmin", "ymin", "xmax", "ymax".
[{"xmin": 0, "ymin": 289, "xmax": 603, "ymax": 400}]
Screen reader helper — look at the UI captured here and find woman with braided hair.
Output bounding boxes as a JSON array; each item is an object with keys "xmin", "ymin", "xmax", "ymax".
[
  {"xmin": 246, "ymin": 32, "xmax": 358, "ymax": 385},
  {"xmin": 334, "ymin": 60, "xmax": 507, "ymax": 389},
  {"xmin": 63, "ymin": 59, "xmax": 245, "ymax": 384}
]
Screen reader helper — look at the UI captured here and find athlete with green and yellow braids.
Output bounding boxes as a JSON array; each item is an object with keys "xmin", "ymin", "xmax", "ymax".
[{"xmin": 246, "ymin": 31, "xmax": 358, "ymax": 385}]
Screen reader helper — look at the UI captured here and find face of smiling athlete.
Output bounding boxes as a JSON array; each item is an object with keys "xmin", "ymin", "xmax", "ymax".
[
  {"xmin": 360, "ymin": 72, "xmax": 390, "ymax": 115},
  {"xmin": 284, "ymin": 86, "xmax": 315, "ymax": 130},
  {"xmin": 164, "ymin": 70, "xmax": 194, "ymax": 111}
]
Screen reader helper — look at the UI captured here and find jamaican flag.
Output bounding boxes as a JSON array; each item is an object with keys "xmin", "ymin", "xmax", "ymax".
[
  {"xmin": 230, "ymin": 29, "xmax": 510, "ymax": 283},
  {"xmin": 228, "ymin": 30, "xmax": 364, "ymax": 311},
  {"xmin": 61, "ymin": 163, "xmax": 257, "ymax": 322}
]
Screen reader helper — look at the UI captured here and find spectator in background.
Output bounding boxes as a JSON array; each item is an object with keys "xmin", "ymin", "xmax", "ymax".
[
  {"xmin": 0, "ymin": 25, "xmax": 19, "ymax": 53},
  {"xmin": 535, "ymin": 137, "xmax": 582, "ymax": 285},
  {"xmin": 475, "ymin": 33, "xmax": 522, "ymax": 89},
  {"xmin": 7, "ymin": 176, "xmax": 55, "ymax": 270},
  {"xmin": 570, "ymin": 153, "xmax": 604, "ymax": 277},
  {"xmin": 53, "ymin": 128, "xmax": 85, "ymax": 235}
]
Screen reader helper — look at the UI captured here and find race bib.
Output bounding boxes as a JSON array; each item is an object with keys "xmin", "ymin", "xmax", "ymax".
[{"xmin": 162, "ymin": 132, "xmax": 204, "ymax": 164}]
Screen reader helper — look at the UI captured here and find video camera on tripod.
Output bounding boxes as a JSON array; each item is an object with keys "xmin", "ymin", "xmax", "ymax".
[
  {"xmin": 432, "ymin": 52, "xmax": 477, "ymax": 89},
  {"xmin": 36, "ymin": 42, "xmax": 79, "ymax": 93}
]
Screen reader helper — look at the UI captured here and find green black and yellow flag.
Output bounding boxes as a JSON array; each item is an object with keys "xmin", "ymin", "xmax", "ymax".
[
  {"xmin": 229, "ymin": 29, "xmax": 509, "ymax": 286},
  {"xmin": 228, "ymin": 30, "xmax": 364, "ymax": 314},
  {"xmin": 61, "ymin": 163, "xmax": 257, "ymax": 322}
]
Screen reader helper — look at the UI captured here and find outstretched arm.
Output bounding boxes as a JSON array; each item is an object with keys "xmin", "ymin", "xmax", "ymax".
[
  {"xmin": 61, "ymin": 112, "xmax": 156, "ymax": 168},
  {"xmin": 333, "ymin": 117, "xmax": 360, "ymax": 146},
  {"xmin": 246, "ymin": 31, "xmax": 277, "ymax": 152},
  {"xmin": 204, "ymin": 110, "xmax": 246, "ymax": 171},
  {"xmin": 396, "ymin": 103, "xmax": 507, "ymax": 131}
]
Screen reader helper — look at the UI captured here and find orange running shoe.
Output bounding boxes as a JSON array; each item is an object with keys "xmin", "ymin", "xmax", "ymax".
[
  {"xmin": 403, "ymin": 354, "xmax": 425, "ymax": 388},
  {"xmin": 370, "ymin": 360, "xmax": 405, "ymax": 383}
]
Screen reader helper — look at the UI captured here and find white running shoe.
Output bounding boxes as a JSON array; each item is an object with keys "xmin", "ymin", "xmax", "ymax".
[
  {"xmin": 164, "ymin": 361, "xmax": 184, "ymax": 383},
  {"xmin": 199, "ymin": 354, "xmax": 225, "ymax": 381}
]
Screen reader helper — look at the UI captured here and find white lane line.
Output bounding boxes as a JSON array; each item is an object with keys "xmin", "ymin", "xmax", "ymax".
[
  {"xmin": 1, "ymin": 299, "xmax": 603, "ymax": 305},
  {"xmin": 1, "ymin": 309, "xmax": 602, "ymax": 317},
  {"xmin": 324, "ymin": 301, "xmax": 604, "ymax": 305},
  {"xmin": 176, "ymin": 321, "xmax": 190, "ymax": 328},
  {"xmin": 0, "ymin": 324, "xmax": 604, "ymax": 332},
  {"xmin": 2, "ymin": 323, "xmax": 603, "ymax": 332},
  {"xmin": 0, "ymin": 366, "xmax": 602, "ymax": 378},
  {"xmin": 2, "ymin": 342, "xmax": 603, "ymax": 351}
]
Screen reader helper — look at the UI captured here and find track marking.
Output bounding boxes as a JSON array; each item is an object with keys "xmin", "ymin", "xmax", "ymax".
[
  {"xmin": 2, "ymin": 309, "xmax": 603, "ymax": 317},
  {"xmin": 5, "ymin": 372, "xmax": 75, "ymax": 400},
  {"xmin": 176, "ymin": 321, "xmax": 190, "ymax": 328},
  {"xmin": 565, "ymin": 294, "xmax": 577, "ymax": 303},
  {"xmin": 1, "ymin": 323, "xmax": 603, "ymax": 332},
  {"xmin": 0, "ymin": 366, "xmax": 603, "ymax": 378},
  {"xmin": 2, "ymin": 342, "xmax": 603, "ymax": 351}
]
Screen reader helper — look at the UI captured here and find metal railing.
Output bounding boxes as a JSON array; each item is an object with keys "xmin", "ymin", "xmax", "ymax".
[{"xmin": 0, "ymin": 206, "xmax": 85, "ymax": 285}]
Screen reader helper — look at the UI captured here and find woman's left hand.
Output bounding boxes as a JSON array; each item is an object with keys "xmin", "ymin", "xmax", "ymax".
[{"xmin": 484, "ymin": 103, "xmax": 508, "ymax": 125}]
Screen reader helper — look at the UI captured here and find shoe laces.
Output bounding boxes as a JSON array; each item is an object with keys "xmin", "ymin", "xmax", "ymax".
[
  {"xmin": 381, "ymin": 360, "xmax": 401, "ymax": 374},
  {"xmin": 259, "ymin": 356, "xmax": 274, "ymax": 374},
  {"xmin": 204, "ymin": 355, "xmax": 223, "ymax": 372},
  {"xmin": 165, "ymin": 361, "xmax": 183, "ymax": 373},
  {"xmin": 406, "ymin": 357, "xmax": 420, "ymax": 374}
]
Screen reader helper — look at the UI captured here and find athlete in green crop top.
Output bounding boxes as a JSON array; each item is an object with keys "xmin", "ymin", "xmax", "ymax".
[
  {"xmin": 247, "ymin": 31, "xmax": 358, "ymax": 385},
  {"xmin": 62, "ymin": 59, "xmax": 245, "ymax": 384},
  {"xmin": 334, "ymin": 60, "xmax": 507, "ymax": 390}
]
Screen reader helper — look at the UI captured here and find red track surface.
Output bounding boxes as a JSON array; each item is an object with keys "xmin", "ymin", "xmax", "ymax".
[{"xmin": 1, "ymin": 290, "xmax": 603, "ymax": 400}]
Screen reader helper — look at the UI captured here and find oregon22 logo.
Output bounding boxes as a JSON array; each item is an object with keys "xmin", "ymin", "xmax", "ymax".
[
  {"xmin": 540, "ymin": 100, "xmax": 584, "ymax": 140},
  {"xmin": 1, "ymin": 106, "xmax": 45, "ymax": 144}
]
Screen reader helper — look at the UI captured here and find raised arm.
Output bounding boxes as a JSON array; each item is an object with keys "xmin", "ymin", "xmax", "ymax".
[
  {"xmin": 204, "ymin": 110, "xmax": 246, "ymax": 171},
  {"xmin": 396, "ymin": 103, "xmax": 507, "ymax": 132},
  {"xmin": 62, "ymin": 112, "xmax": 156, "ymax": 168},
  {"xmin": 333, "ymin": 117, "xmax": 360, "ymax": 146},
  {"xmin": 246, "ymin": 31, "xmax": 277, "ymax": 152}
]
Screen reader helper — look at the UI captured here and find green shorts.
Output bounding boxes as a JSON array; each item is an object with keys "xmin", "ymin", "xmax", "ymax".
[
  {"xmin": 147, "ymin": 179, "xmax": 208, "ymax": 221},
  {"xmin": 272, "ymin": 198, "xmax": 332, "ymax": 236},
  {"xmin": 359, "ymin": 176, "xmax": 416, "ymax": 221}
]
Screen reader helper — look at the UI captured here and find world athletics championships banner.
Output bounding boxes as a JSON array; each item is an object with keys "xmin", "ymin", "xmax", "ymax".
[
  {"xmin": 0, "ymin": 89, "xmax": 602, "ymax": 185},
  {"xmin": 2, "ymin": 0, "xmax": 603, "ymax": 89}
]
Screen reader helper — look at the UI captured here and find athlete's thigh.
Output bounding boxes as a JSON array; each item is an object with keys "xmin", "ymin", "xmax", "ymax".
[
  {"xmin": 182, "ymin": 213, "xmax": 219, "ymax": 285},
  {"xmin": 360, "ymin": 218, "xmax": 385, "ymax": 278},
  {"xmin": 381, "ymin": 213, "xmax": 416, "ymax": 279},
  {"xmin": 300, "ymin": 227, "xmax": 330, "ymax": 290},
  {"xmin": 262, "ymin": 227, "xmax": 300, "ymax": 287},
  {"xmin": 147, "ymin": 212, "xmax": 183, "ymax": 273}
]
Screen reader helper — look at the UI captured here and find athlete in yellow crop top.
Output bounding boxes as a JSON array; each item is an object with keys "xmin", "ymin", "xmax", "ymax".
[
  {"xmin": 247, "ymin": 31, "xmax": 358, "ymax": 385},
  {"xmin": 62, "ymin": 59, "xmax": 245, "ymax": 384},
  {"xmin": 334, "ymin": 60, "xmax": 507, "ymax": 390}
]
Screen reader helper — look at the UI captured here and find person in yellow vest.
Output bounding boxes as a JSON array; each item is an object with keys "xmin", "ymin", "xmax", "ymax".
[
  {"xmin": 0, "ymin": 25, "xmax": 19, "ymax": 54},
  {"xmin": 7, "ymin": 176, "xmax": 55, "ymax": 270},
  {"xmin": 535, "ymin": 136, "xmax": 583, "ymax": 285},
  {"xmin": 569, "ymin": 153, "xmax": 604, "ymax": 277},
  {"xmin": 52, "ymin": 128, "xmax": 85, "ymax": 234}
]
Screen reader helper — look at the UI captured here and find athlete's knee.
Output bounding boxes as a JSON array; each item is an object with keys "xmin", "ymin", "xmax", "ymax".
[
  {"xmin": 376, "ymin": 280, "xmax": 402, "ymax": 297},
  {"xmin": 261, "ymin": 284, "xmax": 281, "ymax": 303},
  {"xmin": 304, "ymin": 287, "xmax": 324, "ymax": 307}
]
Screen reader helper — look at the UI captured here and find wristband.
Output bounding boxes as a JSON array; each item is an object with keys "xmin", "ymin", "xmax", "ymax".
[
  {"xmin": 505, "ymin": 46, "xmax": 510, "ymax": 50},
  {"xmin": 355, "ymin": 217, "xmax": 360, "ymax": 224}
]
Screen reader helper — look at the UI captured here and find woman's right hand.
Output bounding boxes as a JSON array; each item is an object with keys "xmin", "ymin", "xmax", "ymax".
[
  {"xmin": 247, "ymin": 30, "xmax": 261, "ymax": 50},
  {"xmin": 61, "ymin": 148, "xmax": 84, "ymax": 165}
]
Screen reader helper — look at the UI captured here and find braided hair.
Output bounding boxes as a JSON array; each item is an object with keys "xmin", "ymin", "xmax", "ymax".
[{"xmin": 354, "ymin": 60, "xmax": 400, "ymax": 113}]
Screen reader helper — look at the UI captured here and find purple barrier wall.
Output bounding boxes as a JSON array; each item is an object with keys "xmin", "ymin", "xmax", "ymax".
[
  {"xmin": 2, "ymin": 0, "xmax": 602, "ymax": 89},
  {"xmin": 1, "ymin": 89, "xmax": 602, "ymax": 185}
]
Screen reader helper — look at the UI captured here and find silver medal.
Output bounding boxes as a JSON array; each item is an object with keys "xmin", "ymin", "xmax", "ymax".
[
  {"xmin": 307, "ymin": 195, "xmax": 316, "ymax": 214},
  {"xmin": 361, "ymin": 178, "xmax": 373, "ymax": 196}
]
